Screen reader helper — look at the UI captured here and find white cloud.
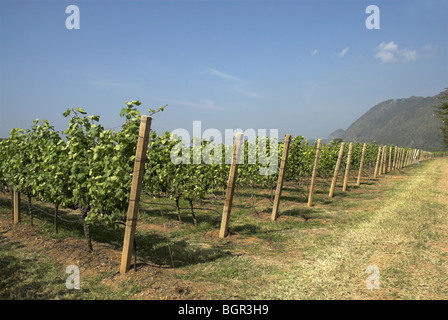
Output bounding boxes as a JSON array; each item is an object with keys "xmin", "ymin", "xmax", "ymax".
[
  {"xmin": 375, "ymin": 48, "xmax": 397, "ymax": 63},
  {"xmin": 205, "ymin": 67, "xmax": 245, "ymax": 84},
  {"xmin": 378, "ymin": 41, "xmax": 398, "ymax": 52},
  {"xmin": 421, "ymin": 44, "xmax": 438, "ymax": 58},
  {"xmin": 401, "ymin": 48, "xmax": 417, "ymax": 61},
  {"xmin": 204, "ymin": 67, "xmax": 263, "ymax": 99},
  {"xmin": 311, "ymin": 49, "xmax": 318, "ymax": 56},
  {"xmin": 375, "ymin": 41, "xmax": 417, "ymax": 63},
  {"xmin": 338, "ymin": 47, "xmax": 350, "ymax": 58}
]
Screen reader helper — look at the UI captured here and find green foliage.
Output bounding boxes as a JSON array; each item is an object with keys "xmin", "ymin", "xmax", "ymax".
[
  {"xmin": 433, "ymin": 88, "xmax": 448, "ymax": 149},
  {"xmin": 0, "ymin": 99, "xmax": 436, "ymax": 233},
  {"xmin": 284, "ymin": 136, "xmax": 314, "ymax": 180},
  {"xmin": 0, "ymin": 101, "xmax": 166, "ymax": 229}
]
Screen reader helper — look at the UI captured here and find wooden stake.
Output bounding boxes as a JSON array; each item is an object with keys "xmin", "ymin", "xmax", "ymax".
[
  {"xmin": 402, "ymin": 149, "xmax": 407, "ymax": 167},
  {"xmin": 378, "ymin": 147, "xmax": 383, "ymax": 176},
  {"xmin": 405, "ymin": 149, "xmax": 411, "ymax": 167},
  {"xmin": 356, "ymin": 143, "xmax": 367, "ymax": 186},
  {"xmin": 271, "ymin": 134, "xmax": 291, "ymax": 221},
  {"xmin": 329, "ymin": 142, "xmax": 345, "ymax": 197},
  {"xmin": 13, "ymin": 189, "xmax": 20, "ymax": 224},
  {"xmin": 381, "ymin": 145, "xmax": 387, "ymax": 174},
  {"xmin": 387, "ymin": 146, "xmax": 392, "ymax": 172},
  {"xmin": 342, "ymin": 142, "xmax": 353, "ymax": 192},
  {"xmin": 120, "ymin": 116, "xmax": 152, "ymax": 274},
  {"xmin": 402, "ymin": 149, "xmax": 407, "ymax": 168},
  {"xmin": 378, "ymin": 145, "xmax": 385, "ymax": 175},
  {"xmin": 219, "ymin": 132, "xmax": 244, "ymax": 238},
  {"xmin": 392, "ymin": 146, "xmax": 398, "ymax": 170},
  {"xmin": 373, "ymin": 146, "xmax": 382, "ymax": 179},
  {"xmin": 307, "ymin": 139, "xmax": 322, "ymax": 207}
]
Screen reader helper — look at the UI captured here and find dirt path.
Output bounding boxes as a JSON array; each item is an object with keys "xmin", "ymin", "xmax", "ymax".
[{"xmin": 258, "ymin": 158, "xmax": 448, "ymax": 299}]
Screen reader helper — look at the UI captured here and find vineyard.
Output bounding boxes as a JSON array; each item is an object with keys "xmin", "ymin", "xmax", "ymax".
[{"xmin": 0, "ymin": 101, "xmax": 447, "ymax": 283}]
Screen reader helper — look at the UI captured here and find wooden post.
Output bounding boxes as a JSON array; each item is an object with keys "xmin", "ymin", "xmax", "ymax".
[
  {"xmin": 378, "ymin": 145, "xmax": 385, "ymax": 175},
  {"xmin": 402, "ymin": 149, "xmax": 407, "ymax": 167},
  {"xmin": 397, "ymin": 148, "xmax": 402, "ymax": 169},
  {"xmin": 392, "ymin": 146, "xmax": 398, "ymax": 170},
  {"xmin": 120, "ymin": 116, "xmax": 152, "ymax": 274},
  {"xmin": 378, "ymin": 147, "xmax": 383, "ymax": 176},
  {"xmin": 329, "ymin": 142, "xmax": 346, "ymax": 197},
  {"xmin": 388, "ymin": 146, "xmax": 393, "ymax": 172},
  {"xmin": 401, "ymin": 148, "xmax": 405, "ymax": 168},
  {"xmin": 13, "ymin": 189, "xmax": 20, "ymax": 224},
  {"xmin": 307, "ymin": 139, "xmax": 322, "ymax": 207},
  {"xmin": 356, "ymin": 143, "xmax": 367, "ymax": 186},
  {"xmin": 401, "ymin": 149, "xmax": 408, "ymax": 168},
  {"xmin": 404, "ymin": 149, "xmax": 408, "ymax": 167},
  {"xmin": 373, "ymin": 146, "xmax": 382, "ymax": 179},
  {"xmin": 342, "ymin": 142, "xmax": 353, "ymax": 192},
  {"xmin": 402, "ymin": 149, "xmax": 407, "ymax": 168},
  {"xmin": 271, "ymin": 134, "xmax": 291, "ymax": 221},
  {"xmin": 219, "ymin": 132, "xmax": 244, "ymax": 238},
  {"xmin": 381, "ymin": 145, "xmax": 387, "ymax": 174}
]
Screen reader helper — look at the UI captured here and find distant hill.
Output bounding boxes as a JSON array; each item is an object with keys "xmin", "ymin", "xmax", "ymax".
[{"xmin": 328, "ymin": 95, "xmax": 445, "ymax": 151}]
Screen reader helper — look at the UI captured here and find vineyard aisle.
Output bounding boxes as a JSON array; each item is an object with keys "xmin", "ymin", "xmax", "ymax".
[
  {"xmin": 0, "ymin": 158, "xmax": 447, "ymax": 299},
  {"xmin": 261, "ymin": 158, "xmax": 448, "ymax": 299}
]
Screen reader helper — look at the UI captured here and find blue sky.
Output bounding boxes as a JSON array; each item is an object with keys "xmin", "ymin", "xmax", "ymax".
[{"xmin": 1, "ymin": 0, "xmax": 447, "ymax": 141}]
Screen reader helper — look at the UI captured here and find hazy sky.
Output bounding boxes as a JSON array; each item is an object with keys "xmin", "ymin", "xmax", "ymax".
[{"xmin": 1, "ymin": 0, "xmax": 447, "ymax": 141}]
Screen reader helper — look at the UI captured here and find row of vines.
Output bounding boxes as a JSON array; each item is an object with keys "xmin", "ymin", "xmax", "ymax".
[{"xmin": 0, "ymin": 101, "xmax": 445, "ymax": 252}]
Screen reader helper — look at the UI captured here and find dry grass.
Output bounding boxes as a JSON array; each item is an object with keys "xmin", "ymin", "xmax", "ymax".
[{"xmin": 248, "ymin": 159, "xmax": 448, "ymax": 299}]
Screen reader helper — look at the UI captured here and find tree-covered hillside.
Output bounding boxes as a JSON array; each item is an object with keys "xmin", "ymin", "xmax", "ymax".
[{"xmin": 329, "ymin": 95, "xmax": 445, "ymax": 151}]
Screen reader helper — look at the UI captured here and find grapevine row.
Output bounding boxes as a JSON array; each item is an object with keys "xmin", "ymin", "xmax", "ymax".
[{"xmin": 0, "ymin": 101, "xmax": 444, "ymax": 251}]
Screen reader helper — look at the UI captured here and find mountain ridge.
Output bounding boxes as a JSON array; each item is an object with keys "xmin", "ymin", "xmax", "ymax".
[{"xmin": 327, "ymin": 95, "xmax": 444, "ymax": 151}]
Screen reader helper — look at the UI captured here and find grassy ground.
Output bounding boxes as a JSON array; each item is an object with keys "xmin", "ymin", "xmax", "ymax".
[{"xmin": 1, "ymin": 158, "xmax": 447, "ymax": 300}]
